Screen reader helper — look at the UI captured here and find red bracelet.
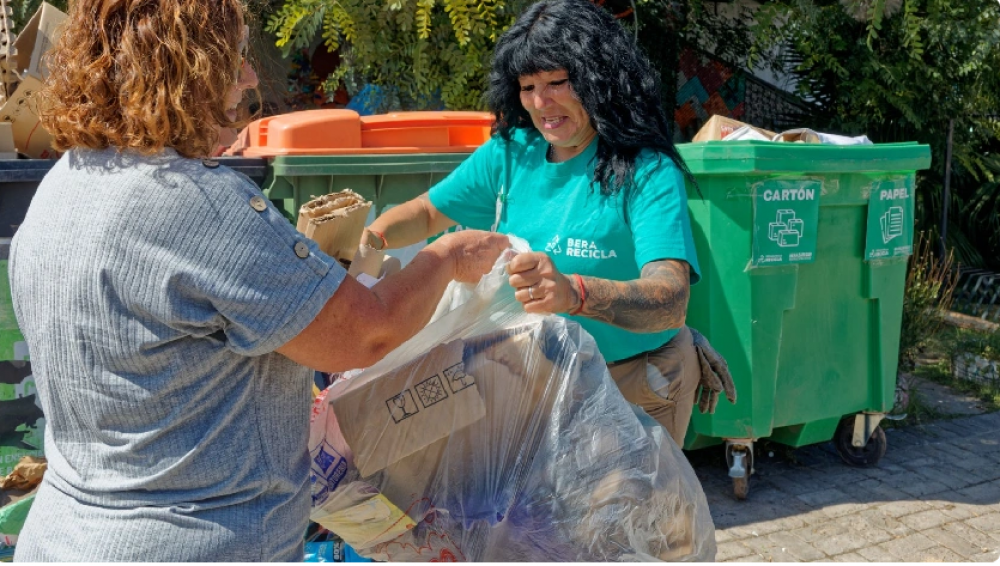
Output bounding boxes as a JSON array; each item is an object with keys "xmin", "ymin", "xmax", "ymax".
[
  {"xmin": 367, "ymin": 229, "xmax": 388, "ymax": 251},
  {"xmin": 568, "ymin": 273, "xmax": 586, "ymax": 316}
]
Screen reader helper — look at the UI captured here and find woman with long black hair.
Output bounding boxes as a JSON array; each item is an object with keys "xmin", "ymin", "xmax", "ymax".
[{"xmin": 358, "ymin": 0, "xmax": 731, "ymax": 446}]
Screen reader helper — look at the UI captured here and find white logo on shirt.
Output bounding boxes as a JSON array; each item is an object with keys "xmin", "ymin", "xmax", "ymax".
[
  {"xmin": 566, "ymin": 238, "xmax": 618, "ymax": 259},
  {"xmin": 545, "ymin": 235, "xmax": 619, "ymax": 260},
  {"xmin": 545, "ymin": 235, "xmax": 563, "ymax": 255}
]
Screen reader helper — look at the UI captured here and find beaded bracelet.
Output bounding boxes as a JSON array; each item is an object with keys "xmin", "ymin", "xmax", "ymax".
[{"xmin": 568, "ymin": 273, "xmax": 586, "ymax": 316}]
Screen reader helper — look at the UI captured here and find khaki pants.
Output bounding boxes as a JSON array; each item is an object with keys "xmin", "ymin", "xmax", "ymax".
[{"xmin": 606, "ymin": 326, "xmax": 700, "ymax": 447}]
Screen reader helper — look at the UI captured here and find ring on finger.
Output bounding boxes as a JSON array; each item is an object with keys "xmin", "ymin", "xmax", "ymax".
[{"xmin": 528, "ymin": 285, "xmax": 535, "ymax": 300}]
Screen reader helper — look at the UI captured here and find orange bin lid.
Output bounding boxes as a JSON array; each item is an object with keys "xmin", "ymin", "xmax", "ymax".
[{"xmin": 242, "ymin": 109, "xmax": 494, "ymax": 158}]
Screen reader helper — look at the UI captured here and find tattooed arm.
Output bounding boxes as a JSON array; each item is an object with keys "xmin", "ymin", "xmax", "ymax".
[
  {"xmin": 507, "ymin": 253, "xmax": 690, "ymax": 333},
  {"xmin": 573, "ymin": 260, "xmax": 690, "ymax": 332}
]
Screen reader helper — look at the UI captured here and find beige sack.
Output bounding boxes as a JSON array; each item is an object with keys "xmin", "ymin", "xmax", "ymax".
[
  {"xmin": 296, "ymin": 189, "xmax": 372, "ymax": 264},
  {"xmin": 0, "ymin": 456, "xmax": 46, "ymax": 491}
]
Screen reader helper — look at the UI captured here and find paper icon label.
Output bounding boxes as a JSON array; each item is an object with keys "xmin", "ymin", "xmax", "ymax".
[{"xmin": 865, "ymin": 177, "xmax": 914, "ymax": 261}]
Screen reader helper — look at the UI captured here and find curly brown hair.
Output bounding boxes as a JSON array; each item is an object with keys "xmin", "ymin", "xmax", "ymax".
[{"xmin": 40, "ymin": 0, "xmax": 247, "ymax": 158}]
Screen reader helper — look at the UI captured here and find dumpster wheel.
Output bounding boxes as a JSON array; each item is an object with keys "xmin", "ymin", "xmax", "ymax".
[
  {"xmin": 834, "ymin": 417, "xmax": 886, "ymax": 467},
  {"xmin": 732, "ymin": 459, "xmax": 750, "ymax": 500},
  {"xmin": 725, "ymin": 441, "xmax": 753, "ymax": 500}
]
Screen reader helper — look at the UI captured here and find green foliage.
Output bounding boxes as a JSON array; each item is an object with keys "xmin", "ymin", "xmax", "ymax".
[
  {"xmin": 899, "ymin": 232, "xmax": 959, "ymax": 370},
  {"xmin": 266, "ymin": 0, "xmax": 527, "ymax": 111},
  {"xmin": 953, "ymin": 329, "xmax": 1000, "ymax": 364},
  {"xmin": 4, "ymin": 1, "xmax": 280, "ymax": 39},
  {"xmin": 750, "ymin": 0, "xmax": 1000, "ymax": 269},
  {"xmin": 947, "ymin": 327, "xmax": 1000, "ymax": 405},
  {"xmin": 963, "ymin": 153, "xmax": 1000, "ymax": 263},
  {"xmin": 264, "ymin": 0, "xmax": 754, "ymax": 113}
]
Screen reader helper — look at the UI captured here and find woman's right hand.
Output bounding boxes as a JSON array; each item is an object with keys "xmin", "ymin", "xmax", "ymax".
[{"xmin": 432, "ymin": 230, "xmax": 510, "ymax": 284}]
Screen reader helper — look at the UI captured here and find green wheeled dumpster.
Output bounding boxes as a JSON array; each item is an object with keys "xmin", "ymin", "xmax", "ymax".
[
  {"xmin": 677, "ymin": 141, "xmax": 932, "ymax": 499},
  {"xmin": 263, "ymin": 153, "xmax": 473, "ymax": 222},
  {"xmin": 260, "ymin": 153, "xmax": 477, "ymax": 268},
  {"xmin": 1, "ymin": 160, "xmax": 57, "ymax": 476},
  {"xmin": 242, "ymin": 109, "xmax": 494, "ymax": 261}
]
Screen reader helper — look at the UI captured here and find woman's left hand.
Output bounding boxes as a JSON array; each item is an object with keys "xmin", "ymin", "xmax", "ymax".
[{"xmin": 507, "ymin": 252, "xmax": 580, "ymax": 314}]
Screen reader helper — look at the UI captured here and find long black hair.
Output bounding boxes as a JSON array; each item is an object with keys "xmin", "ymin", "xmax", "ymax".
[{"xmin": 488, "ymin": 0, "xmax": 692, "ymax": 197}]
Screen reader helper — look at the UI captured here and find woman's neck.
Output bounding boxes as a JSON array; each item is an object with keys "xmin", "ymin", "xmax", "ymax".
[{"xmin": 547, "ymin": 131, "xmax": 597, "ymax": 163}]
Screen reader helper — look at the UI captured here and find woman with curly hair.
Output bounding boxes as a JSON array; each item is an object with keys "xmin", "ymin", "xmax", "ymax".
[
  {"xmin": 9, "ymin": 0, "xmax": 506, "ymax": 561},
  {"xmin": 359, "ymin": 0, "xmax": 732, "ymax": 447}
]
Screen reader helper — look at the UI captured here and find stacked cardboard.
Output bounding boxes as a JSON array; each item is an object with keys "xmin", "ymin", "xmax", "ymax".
[{"xmin": 0, "ymin": 2, "xmax": 67, "ymax": 158}]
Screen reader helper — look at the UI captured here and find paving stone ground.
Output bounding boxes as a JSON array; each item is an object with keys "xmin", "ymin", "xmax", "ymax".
[{"xmin": 688, "ymin": 397, "xmax": 1000, "ymax": 562}]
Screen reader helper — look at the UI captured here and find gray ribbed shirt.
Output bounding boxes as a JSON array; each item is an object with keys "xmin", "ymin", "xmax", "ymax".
[{"xmin": 9, "ymin": 148, "xmax": 345, "ymax": 561}]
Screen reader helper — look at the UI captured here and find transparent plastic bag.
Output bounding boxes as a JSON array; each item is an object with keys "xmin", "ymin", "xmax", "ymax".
[{"xmin": 308, "ymin": 237, "xmax": 716, "ymax": 561}]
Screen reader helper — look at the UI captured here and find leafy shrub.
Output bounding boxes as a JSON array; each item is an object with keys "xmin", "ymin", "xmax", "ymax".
[
  {"xmin": 950, "ymin": 328, "xmax": 1000, "ymax": 396},
  {"xmin": 953, "ymin": 329, "xmax": 1000, "ymax": 363},
  {"xmin": 265, "ymin": 0, "xmax": 529, "ymax": 112},
  {"xmin": 898, "ymin": 232, "xmax": 959, "ymax": 369},
  {"xmin": 749, "ymin": 0, "xmax": 1000, "ymax": 270},
  {"xmin": 263, "ymin": 0, "xmax": 756, "ymax": 113}
]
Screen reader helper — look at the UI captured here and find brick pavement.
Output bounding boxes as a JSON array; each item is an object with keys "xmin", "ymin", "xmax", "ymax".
[{"xmin": 688, "ymin": 411, "xmax": 1000, "ymax": 562}]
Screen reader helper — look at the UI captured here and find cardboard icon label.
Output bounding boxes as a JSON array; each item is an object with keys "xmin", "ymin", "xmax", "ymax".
[{"xmin": 752, "ymin": 178, "xmax": 822, "ymax": 267}]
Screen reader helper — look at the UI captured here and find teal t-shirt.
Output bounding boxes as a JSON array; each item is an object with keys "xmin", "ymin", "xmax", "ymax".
[{"xmin": 429, "ymin": 128, "xmax": 701, "ymax": 363}]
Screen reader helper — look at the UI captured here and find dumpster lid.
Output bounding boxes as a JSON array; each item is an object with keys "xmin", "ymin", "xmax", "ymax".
[
  {"xmin": 0, "ymin": 158, "xmax": 57, "ymax": 182},
  {"xmin": 676, "ymin": 141, "xmax": 932, "ymax": 175},
  {"xmin": 243, "ymin": 109, "xmax": 493, "ymax": 158},
  {"xmin": 360, "ymin": 111, "xmax": 494, "ymax": 130}
]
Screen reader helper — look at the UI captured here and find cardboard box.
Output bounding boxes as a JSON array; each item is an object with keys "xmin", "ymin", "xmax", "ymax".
[
  {"xmin": 0, "ymin": 3, "xmax": 68, "ymax": 158},
  {"xmin": 692, "ymin": 115, "xmax": 776, "ymax": 142},
  {"xmin": 12, "ymin": 2, "xmax": 67, "ymax": 80},
  {"xmin": 361, "ymin": 327, "xmax": 556, "ymax": 509},
  {"xmin": 331, "ymin": 340, "xmax": 487, "ymax": 477},
  {"xmin": 315, "ymin": 326, "xmax": 556, "ymax": 542},
  {"xmin": 0, "ymin": 75, "xmax": 58, "ymax": 159},
  {"xmin": 296, "ymin": 190, "xmax": 372, "ymax": 264}
]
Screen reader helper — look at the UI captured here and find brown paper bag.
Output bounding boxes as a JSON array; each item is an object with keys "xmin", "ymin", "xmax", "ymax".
[
  {"xmin": 296, "ymin": 189, "xmax": 372, "ymax": 264},
  {"xmin": 0, "ymin": 455, "xmax": 46, "ymax": 491}
]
